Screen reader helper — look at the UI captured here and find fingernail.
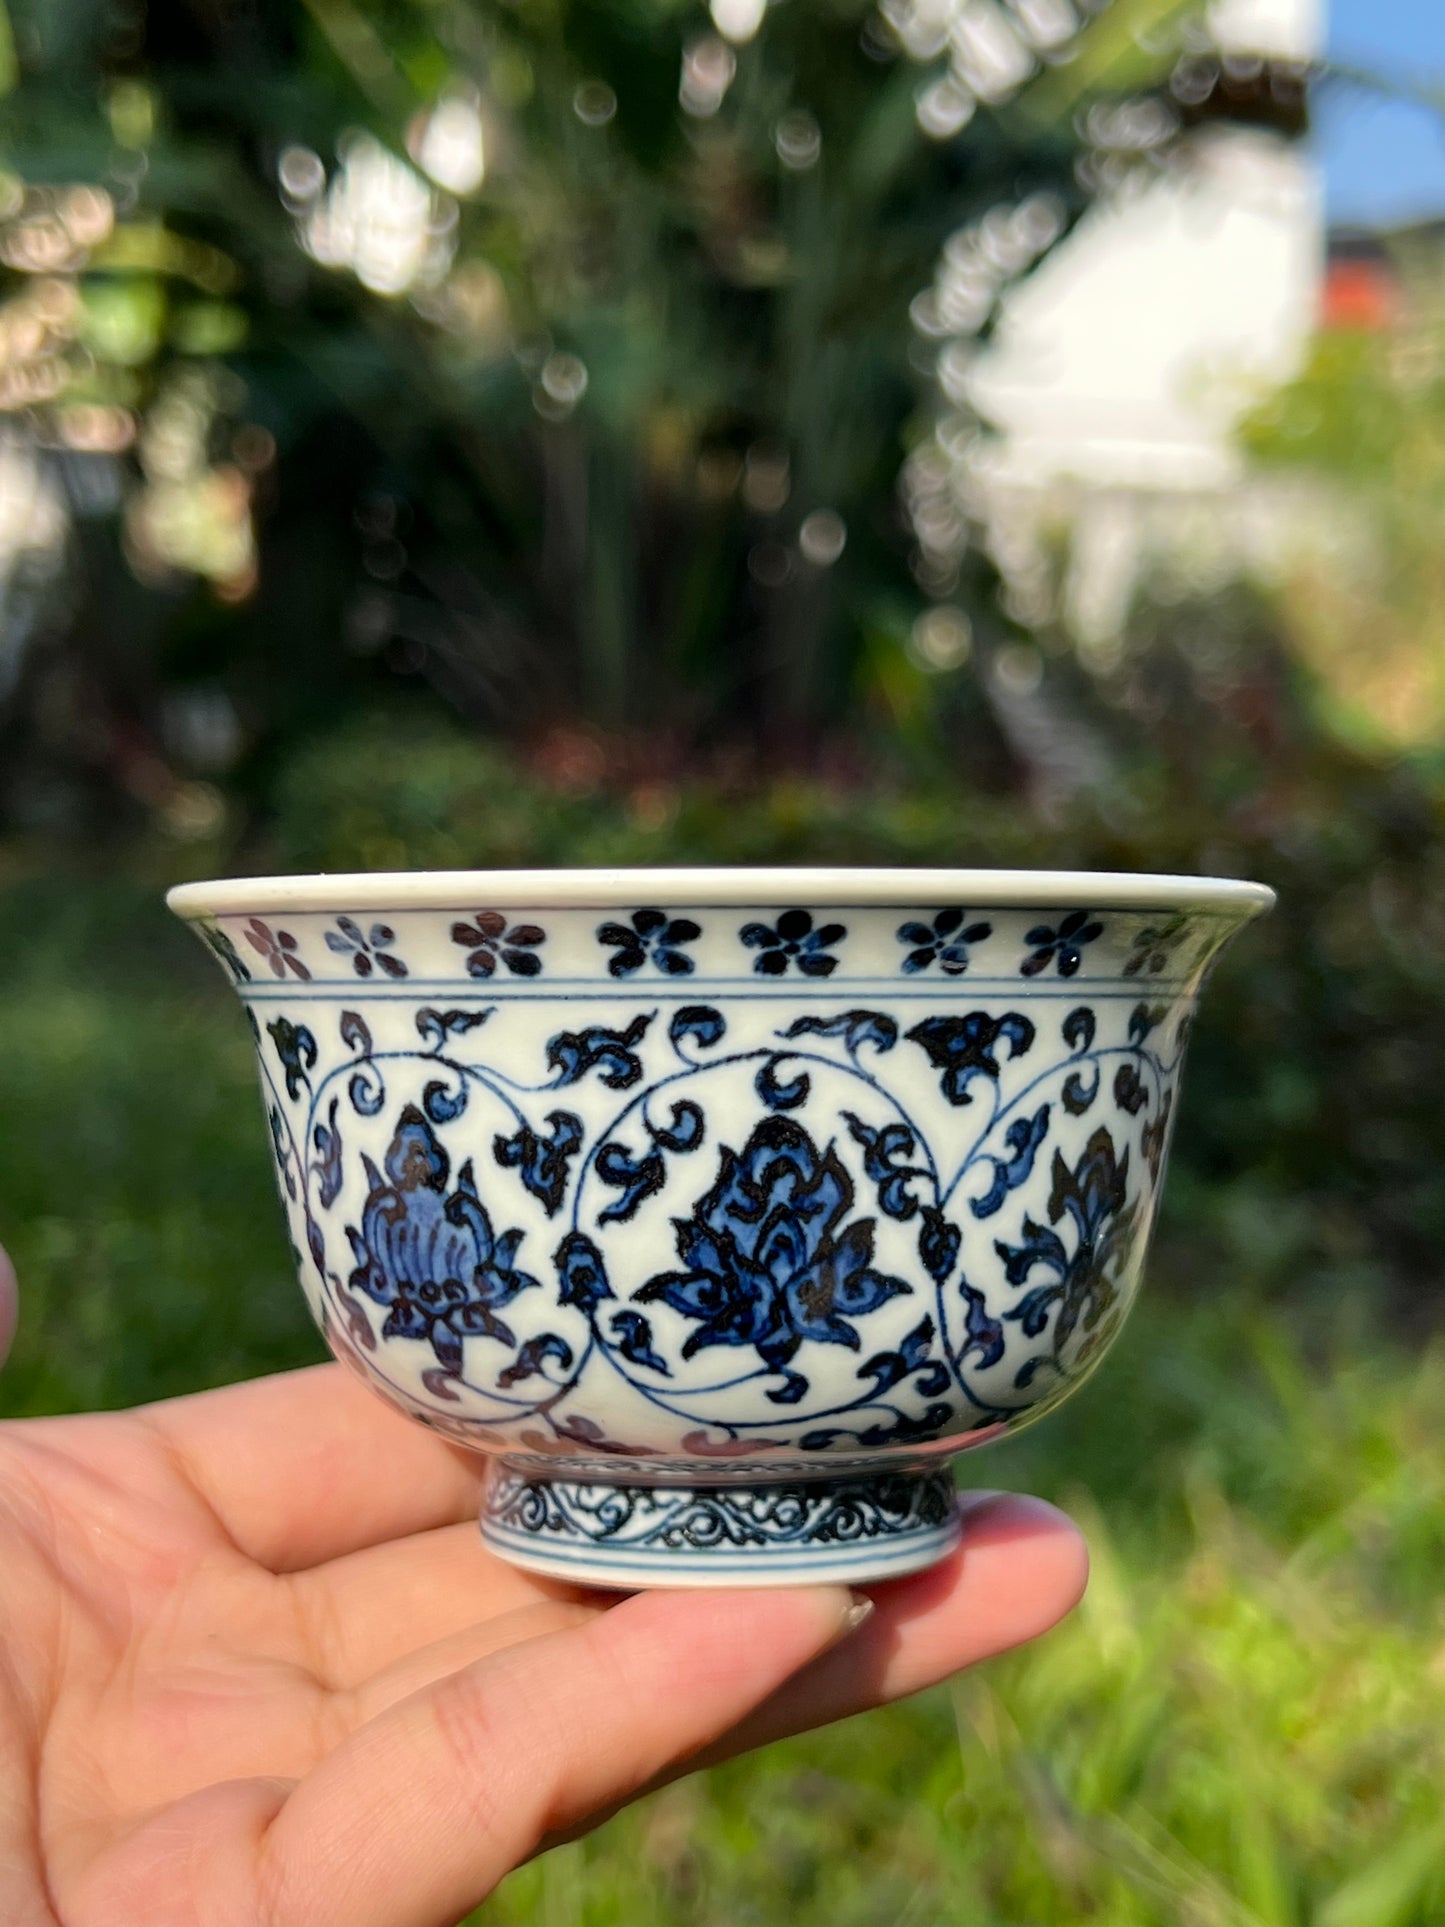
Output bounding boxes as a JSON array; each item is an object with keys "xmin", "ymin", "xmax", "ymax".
[{"xmin": 841, "ymin": 1592, "xmax": 875, "ymax": 1634}]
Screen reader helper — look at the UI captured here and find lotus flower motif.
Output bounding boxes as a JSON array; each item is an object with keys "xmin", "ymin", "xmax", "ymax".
[
  {"xmin": 347, "ymin": 1106, "xmax": 539, "ymax": 1371},
  {"xmin": 638, "ymin": 1115, "xmax": 910, "ymax": 1391}
]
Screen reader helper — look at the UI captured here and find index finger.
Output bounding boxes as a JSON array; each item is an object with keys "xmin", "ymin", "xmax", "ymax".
[{"xmin": 142, "ymin": 1361, "xmax": 488, "ymax": 1570}]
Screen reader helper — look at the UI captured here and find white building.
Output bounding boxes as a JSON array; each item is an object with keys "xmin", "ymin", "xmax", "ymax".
[{"xmin": 962, "ymin": 0, "xmax": 1325, "ymax": 641}]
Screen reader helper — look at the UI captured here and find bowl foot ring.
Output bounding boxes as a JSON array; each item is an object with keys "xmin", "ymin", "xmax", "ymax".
[{"xmin": 478, "ymin": 1464, "xmax": 962, "ymax": 1589}]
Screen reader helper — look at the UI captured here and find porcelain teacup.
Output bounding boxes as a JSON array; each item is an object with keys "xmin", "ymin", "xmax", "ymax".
[{"xmin": 168, "ymin": 867, "xmax": 1272, "ymax": 1587}]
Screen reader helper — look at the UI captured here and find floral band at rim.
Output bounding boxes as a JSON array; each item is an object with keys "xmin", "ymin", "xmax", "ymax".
[
  {"xmin": 325, "ymin": 915, "xmax": 409, "ymax": 979},
  {"xmin": 740, "ymin": 909, "xmax": 847, "ymax": 976},
  {"xmin": 243, "ymin": 917, "xmax": 310, "ymax": 980},
  {"xmin": 451, "ymin": 911, "xmax": 546, "ymax": 978},
  {"xmin": 193, "ymin": 904, "xmax": 1245, "ymax": 986},
  {"xmin": 597, "ymin": 908, "xmax": 701, "ymax": 977},
  {"xmin": 897, "ymin": 908, "xmax": 993, "ymax": 975},
  {"xmin": 253, "ymin": 979, "xmax": 1184, "ymax": 1458},
  {"xmin": 1021, "ymin": 910, "xmax": 1103, "ymax": 978}
]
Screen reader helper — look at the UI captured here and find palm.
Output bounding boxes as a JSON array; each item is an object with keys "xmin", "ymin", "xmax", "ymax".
[{"xmin": 0, "ymin": 1335, "xmax": 1086, "ymax": 1927}]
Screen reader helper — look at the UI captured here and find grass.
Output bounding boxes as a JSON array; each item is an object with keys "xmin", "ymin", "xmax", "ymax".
[
  {"xmin": 2, "ymin": 869, "xmax": 1443, "ymax": 1926},
  {"xmin": 479, "ymin": 1320, "xmax": 1445, "ymax": 1927}
]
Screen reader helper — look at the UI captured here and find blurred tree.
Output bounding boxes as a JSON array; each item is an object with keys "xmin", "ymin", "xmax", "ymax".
[{"xmin": 0, "ymin": 0, "xmax": 1279, "ymax": 830}]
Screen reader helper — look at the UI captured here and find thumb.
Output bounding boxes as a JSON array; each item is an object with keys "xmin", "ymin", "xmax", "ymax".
[
  {"xmin": 0, "ymin": 1245, "xmax": 16, "ymax": 1370},
  {"xmin": 258, "ymin": 1584, "xmax": 867, "ymax": 1927}
]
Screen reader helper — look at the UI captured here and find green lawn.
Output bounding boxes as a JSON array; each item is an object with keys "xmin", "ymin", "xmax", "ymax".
[{"xmin": 3, "ymin": 871, "xmax": 1443, "ymax": 1926}]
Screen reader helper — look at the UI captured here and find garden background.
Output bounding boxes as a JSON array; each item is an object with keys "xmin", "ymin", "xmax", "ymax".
[{"xmin": 3, "ymin": 0, "xmax": 1445, "ymax": 1921}]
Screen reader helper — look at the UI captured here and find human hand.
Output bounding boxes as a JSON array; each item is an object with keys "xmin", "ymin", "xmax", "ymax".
[
  {"xmin": 0, "ymin": 1242, "xmax": 16, "ymax": 1371},
  {"xmin": 0, "ymin": 1246, "xmax": 1087, "ymax": 1927}
]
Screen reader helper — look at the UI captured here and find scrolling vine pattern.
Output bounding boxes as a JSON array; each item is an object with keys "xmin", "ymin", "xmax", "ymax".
[
  {"xmin": 483, "ymin": 1468, "xmax": 957, "ymax": 1552},
  {"xmin": 254, "ymin": 966, "xmax": 1185, "ymax": 1461}
]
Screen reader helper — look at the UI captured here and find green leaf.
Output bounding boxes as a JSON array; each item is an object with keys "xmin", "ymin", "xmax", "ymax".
[{"xmin": 1318, "ymin": 1826, "xmax": 1445, "ymax": 1927}]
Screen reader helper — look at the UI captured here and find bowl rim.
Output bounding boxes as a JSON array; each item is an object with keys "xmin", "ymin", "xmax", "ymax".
[{"xmin": 168, "ymin": 867, "xmax": 1276, "ymax": 919}]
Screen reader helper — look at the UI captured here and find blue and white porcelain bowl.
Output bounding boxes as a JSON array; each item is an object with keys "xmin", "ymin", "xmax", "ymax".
[{"xmin": 168, "ymin": 868, "xmax": 1272, "ymax": 1588}]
